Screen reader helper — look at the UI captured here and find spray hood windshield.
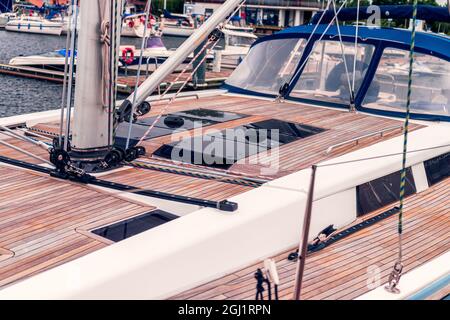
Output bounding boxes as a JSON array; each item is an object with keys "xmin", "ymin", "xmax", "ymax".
[{"xmin": 225, "ymin": 25, "xmax": 450, "ymax": 122}]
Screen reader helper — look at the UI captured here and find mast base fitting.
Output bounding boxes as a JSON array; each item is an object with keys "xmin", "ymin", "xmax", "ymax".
[
  {"xmin": 69, "ymin": 146, "xmax": 111, "ymax": 162},
  {"xmin": 49, "ymin": 148, "xmax": 95, "ymax": 183},
  {"xmin": 67, "ymin": 146, "xmax": 114, "ymax": 173}
]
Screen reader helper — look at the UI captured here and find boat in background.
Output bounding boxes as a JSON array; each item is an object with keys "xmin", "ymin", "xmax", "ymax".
[
  {"xmin": 122, "ymin": 12, "xmax": 158, "ymax": 38},
  {"xmin": 8, "ymin": 49, "xmax": 76, "ymax": 71},
  {"xmin": 119, "ymin": 24, "xmax": 256, "ymax": 72},
  {"xmin": 160, "ymin": 10, "xmax": 196, "ymax": 37},
  {"xmin": 218, "ymin": 25, "xmax": 257, "ymax": 68},
  {"xmin": 3, "ymin": 2, "xmax": 68, "ymax": 36},
  {"xmin": 119, "ymin": 35, "xmax": 212, "ymax": 73},
  {"xmin": 0, "ymin": 11, "xmax": 16, "ymax": 28},
  {"xmin": 5, "ymin": 15, "xmax": 63, "ymax": 35}
]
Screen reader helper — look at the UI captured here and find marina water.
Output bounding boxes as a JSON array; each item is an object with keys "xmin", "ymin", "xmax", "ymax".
[{"xmin": 0, "ymin": 30, "xmax": 185, "ymax": 117}]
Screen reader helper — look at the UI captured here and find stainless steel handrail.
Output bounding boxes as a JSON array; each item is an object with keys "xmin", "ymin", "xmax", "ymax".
[
  {"xmin": 146, "ymin": 57, "xmax": 160, "ymax": 94},
  {"xmin": 325, "ymin": 125, "xmax": 403, "ymax": 154},
  {"xmin": 145, "ymin": 56, "xmax": 159, "ymax": 77},
  {"xmin": 154, "ymin": 93, "xmax": 200, "ymax": 103}
]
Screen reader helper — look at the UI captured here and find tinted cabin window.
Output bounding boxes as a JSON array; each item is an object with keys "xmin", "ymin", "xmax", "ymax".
[
  {"xmin": 424, "ymin": 153, "xmax": 450, "ymax": 186},
  {"xmin": 92, "ymin": 210, "xmax": 178, "ymax": 242},
  {"xmin": 356, "ymin": 168, "xmax": 416, "ymax": 216}
]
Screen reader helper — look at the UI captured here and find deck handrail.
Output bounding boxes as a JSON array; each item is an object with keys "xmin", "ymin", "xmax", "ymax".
[
  {"xmin": 154, "ymin": 93, "xmax": 200, "ymax": 102},
  {"xmin": 145, "ymin": 56, "xmax": 159, "ymax": 77},
  {"xmin": 325, "ymin": 125, "xmax": 403, "ymax": 154}
]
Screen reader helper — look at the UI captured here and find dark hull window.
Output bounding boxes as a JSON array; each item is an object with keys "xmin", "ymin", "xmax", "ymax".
[
  {"xmin": 424, "ymin": 152, "xmax": 450, "ymax": 186},
  {"xmin": 92, "ymin": 210, "xmax": 178, "ymax": 242},
  {"xmin": 357, "ymin": 168, "xmax": 416, "ymax": 216}
]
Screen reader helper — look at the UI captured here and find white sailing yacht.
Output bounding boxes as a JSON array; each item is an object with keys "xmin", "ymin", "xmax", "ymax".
[{"xmin": 0, "ymin": 1, "xmax": 448, "ymax": 300}]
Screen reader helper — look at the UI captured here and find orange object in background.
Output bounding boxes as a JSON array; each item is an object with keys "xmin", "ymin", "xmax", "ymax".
[
  {"xmin": 27, "ymin": 0, "xmax": 44, "ymax": 8},
  {"xmin": 27, "ymin": 0, "xmax": 73, "ymax": 7}
]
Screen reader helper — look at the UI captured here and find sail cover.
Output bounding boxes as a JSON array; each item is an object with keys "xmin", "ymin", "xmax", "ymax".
[
  {"xmin": 311, "ymin": 5, "xmax": 450, "ymax": 24},
  {"xmin": 0, "ymin": 0, "xmax": 12, "ymax": 13}
]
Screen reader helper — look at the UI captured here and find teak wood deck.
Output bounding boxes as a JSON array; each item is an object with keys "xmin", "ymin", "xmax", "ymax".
[
  {"xmin": 23, "ymin": 94, "xmax": 423, "ymax": 202},
  {"xmin": 171, "ymin": 177, "xmax": 450, "ymax": 300},
  {"xmin": 0, "ymin": 93, "xmax": 435, "ymax": 292},
  {"xmin": 0, "ymin": 165, "xmax": 154, "ymax": 289}
]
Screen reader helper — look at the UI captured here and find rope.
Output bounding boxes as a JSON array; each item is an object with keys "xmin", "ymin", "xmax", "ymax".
[
  {"xmin": 125, "ymin": 0, "xmax": 153, "ymax": 150},
  {"xmin": 385, "ymin": 0, "xmax": 419, "ymax": 293},
  {"xmin": 316, "ymin": 144, "xmax": 450, "ymax": 168},
  {"xmin": 100, "ymin": 0, "xmax": 112, "ymax": 109},
  {"xmin": 127, "ymin": 160, "xmax": 263, "ymax": 188},
  {"xmin": 135, "ymin": 1, "xmax": 247, "ymax": 146}
]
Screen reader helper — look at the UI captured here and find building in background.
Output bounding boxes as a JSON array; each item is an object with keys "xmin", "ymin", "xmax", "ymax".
[{"xmin": 184, "ymin": 0, "xmax": 323, "ymax": 30}]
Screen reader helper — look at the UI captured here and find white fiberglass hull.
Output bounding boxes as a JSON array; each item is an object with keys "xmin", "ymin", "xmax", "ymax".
[
  {"xmin": 0, "ymin": 13, "xmax": 16, "ymax": 28},
  {"xmin": 5, "ymin": 19, "xmax": 63, "ymax": 36},
  {"xmin": 122, "ymin": 24, "xmax": 153, "ymax": 38},
  {"xmin": 9, "ymin": 56, "xmax": 74, "ymax": 67}
]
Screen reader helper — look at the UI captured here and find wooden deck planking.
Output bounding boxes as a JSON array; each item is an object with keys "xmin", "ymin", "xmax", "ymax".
[
  {"xmin": 141, "ymin": 96, "xmax": 420, "ymax": 178},
  {"xmin": 171, "ymin": 178, "xmax": 450, "ymax": 300},
  {"xmin": 0, "ymin": 165, "xmax": 156, "ymax": 289},
  {"xmin": 101, "ymin": 167, "xmax": 252, "ymax": 201},
  {"xmin": 24, "ymin": 94, "xmax": 423, "ymax": 202},
  {"xmin": 0, "ymin": 136, "xmax": 49, "ymax": 164}
]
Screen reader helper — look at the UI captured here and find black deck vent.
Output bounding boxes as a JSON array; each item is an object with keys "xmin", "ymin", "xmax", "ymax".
[
  {"xmin": 153, "ymin": 119, "xmax": 326, "ymax": 169},
  {"xmin": 92, "ymin": 210, "xmax": 178, "ymax": 242}
]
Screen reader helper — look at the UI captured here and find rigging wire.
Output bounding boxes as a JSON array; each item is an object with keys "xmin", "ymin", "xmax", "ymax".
[
  {"xmin": 58, "ymin": 2, "xmax": 73, "ymax": 148},
  {"xmin": 278, "ymin": 0, "xmax": 348, "ymax": 100},
  {"xmin": 136, "ymin": 36, "xmax": 222, "ymax": 145},
  {"xmin": 316, "ymin": 144, "xmax": 450, "ymax": 168},
  {"xmin": 0, "ymin": 132, "xmax": 53, "ymax": 165},
  {"xmin": 63, "ymin": 0, "xmax": 79, "ymax": 152},
  {"xmin": 279, "ymin": 0, "xmax": 331, "ymax": 78},
  {"xmin": 331, "ymin": 0, "xmax": 353, "ymax": 105},
  {"xmin": 155, "ymin": 0, "xmax": 246, "ymax": 103},
  {"xmin": 110, "ymin": 0, "xmax": 122, "ymax": 148},
  {"xmin": 133, "ymin": 1, "xmax": 247, "ymax": 145},
  {"xmin": 351, "ymin": 0, "xmax": 361, "ymax": 106},
  {"xmin": 125, "ymin": 0, "xmax": 153, "ymax": 150}
]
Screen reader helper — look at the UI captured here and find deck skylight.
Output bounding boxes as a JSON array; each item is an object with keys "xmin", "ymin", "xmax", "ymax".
[
  {"xmin": 153, "ymin": 119, "xmax": 326, "ymax": 169},
  {"xmin": 92, "ymin": 210, "xmax": 178, "ymax": 242},
  {"xmin": 114, "ymin": 108, "xmax": 247, "ymax": 149}
]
